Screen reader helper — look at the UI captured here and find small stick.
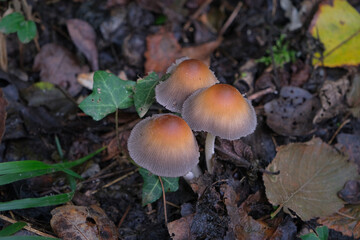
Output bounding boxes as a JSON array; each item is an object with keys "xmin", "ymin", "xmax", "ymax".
[
  {"xmin": 115, "ymin": 109, "xmax": 120, "ymax": 150},
  {"xmin": 248, "ymin": 87, "xmax": 277, "ymax": 100},
  {"xmin": 158, "ymin": 176, "xmax": 168, "ymax": 227},
  {"xmin": 219, "ymin": 1, "xmax": 243, "ymax": 36},
  {"xmin": 183, "ymin": 0, "xmax": 213, "ymax": 31},
  {"xmin": 328, "ymin": 113, "xmax": 351, "ymax": 145},
  {"xmin": 101, "ymin": 168, "xmax": 138, "ymax": 189},
  {"xmin": 166, "ymin": 201, "xmax": 180, "ymax": 209},
  {"xmin": 118, "ymin": 205, "xmax": 131, "ymax": 228},
  {"xmin": 0, "ymin": 214, "xmax": 57, "ymax": 238}
]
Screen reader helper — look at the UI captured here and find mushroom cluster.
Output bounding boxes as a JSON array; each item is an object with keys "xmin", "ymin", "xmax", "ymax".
[{"xmin": 128, "ymin": 58, "xmax": 257, "ymax": 178}]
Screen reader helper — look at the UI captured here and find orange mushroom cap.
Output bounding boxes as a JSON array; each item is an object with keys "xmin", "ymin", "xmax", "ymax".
[
  {"xmin": 127, "ymin": 114, "xmax": 199, "ymax": 177},
  {"xmin": 155, "ymin": 58, "xmax": 219, "ymax": 112},
  {"xmin": 182, "ymin": 84, "xmax": 257, "ymax": 140}
]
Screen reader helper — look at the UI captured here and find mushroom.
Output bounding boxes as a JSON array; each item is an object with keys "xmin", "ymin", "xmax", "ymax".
[
  {"xmin": 182, "ymin": 84, "xmax": 257, "ymax": 174},
  {"xmin": 127, "ymin": 114, "xmax": 201, "ymax": 177},
  {"xmin": 155, "ymin": 57, "xmax": 219, "ymax": 112}
]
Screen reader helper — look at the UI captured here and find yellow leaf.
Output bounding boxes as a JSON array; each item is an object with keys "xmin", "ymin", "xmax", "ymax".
[{"xmin": 309, "ymin": 0, "xmax": 360, "ymax": 67}]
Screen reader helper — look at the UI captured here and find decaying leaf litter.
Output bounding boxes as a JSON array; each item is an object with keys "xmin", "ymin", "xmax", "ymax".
[{"xmin": 0, "ymin": 0, "xmax": 360, "ymax": 239}]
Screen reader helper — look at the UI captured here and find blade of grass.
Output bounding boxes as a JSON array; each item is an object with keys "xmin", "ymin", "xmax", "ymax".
[
  {"xmin": 0, "ymin": 237, "xmax": 59, "ymax": 240},
  {"xmin": 0, "ymin": 192, "xmax": 74, "ymax": 211},
  {"xmin": 0, "ymin": 222, "xmax": 26, "ymax": 237}
]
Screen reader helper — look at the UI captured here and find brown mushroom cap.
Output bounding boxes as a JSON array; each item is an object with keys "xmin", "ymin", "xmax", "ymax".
[
  {"xmin": 127, "ymin": 114, "xmax": 199, "ymax": 177},
  {"xmin": 155, "ymin": 58, "xmax": 219, "ymax": 112},
  {"xmin": 182, "ymin": 84, "xmax": 257, "ymax": 140}
]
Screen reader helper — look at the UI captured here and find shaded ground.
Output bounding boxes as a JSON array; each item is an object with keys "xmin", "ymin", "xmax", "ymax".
[{"xmin": 0, "ymin": 0, "xmax": 360, "ymax": 239}]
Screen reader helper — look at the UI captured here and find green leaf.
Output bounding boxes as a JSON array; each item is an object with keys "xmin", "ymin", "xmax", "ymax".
[
  {"xmin": 17, "ymin": 20, "xmax": 36, "ymax": 43},
  {"xmin": 0, "ymin": 222, "xmax": 26, "ymax": 237},
  {"xmin": 0, "ymin": 12, "xmax": 24, "ymax": 34},
  {"xmin": 300, "ymin": 233, "xmax": 320, "ymax": 240},
  {"xmin": 139, "ymin": 168, "xmax": 179, "ymax": 206},
  {"xmin": 0, "ymin": 237, "xmax": 59, "ymax": 240},
  {"xmin": 0, "ymin": 192, "xmax": 74, "ymax": 211},
  {"xmin": 134, "ymin": 72, "xmax": 160, "ymax": 118},
  {"xmin": 315, "ymin": 226, "xmax": 329, "ymax": 240},
  {"xmin": 79, "ymin": 71, "xmax": 136, "ymax": 121}
]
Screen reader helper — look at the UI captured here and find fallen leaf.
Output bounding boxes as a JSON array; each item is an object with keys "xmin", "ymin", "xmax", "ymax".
[
  {"xmin": 264, "ymin": 138, "xmax": 358, "ymax": 221},
  {"xmin": 168, "ymin": 214, "xmax": 195, "ymax": 240},
  {"xmin": 269, "ymin": 216, "xmax": 297, "ymax": 240},
  {"xmin": 180, "ymin": 37, "xmax": 222, "ymax": 66},
  {"xmin": 144, "ymin": 27, "xmax": 181, "ymax": 73},
  {"xmin": 223, "ymin": 188, "xmax": 275, "ymax": 240},
  {"xmin": 336, "ymin": 133, "xmax": 360, "ymax": 170},
  {"xmin": 144, "ymin": 28, "xmax": 222, "ymax": 73},
  {"xmin": 67, "ymin": 19, "xmax": 98, "ymax": 71},
  {"xmin": 21, "ymin": 82, "xmax": 75, "ymax": 116},
  {"xmin": 313, "ymin": 77, "xmax": 349, "ymax": 123},
  {"xmin": 33, "ymin": 43, "xmax": 89, "ymax": 96},
  {"xmin": 290, "ymin": 60, "xmax": 311, "ymax": 87},
  {"xmin": 309, "ymin": 0, "xmax": 360, "ymax": 67},
  {"xmin": 280, "ymin": 0, "xmax": 302, "ymax": 31},
  {"xmin": 338, "ymin": 180, "xmax": 360, "ymax": 204},
  {"xmin": 264, "ymin": 86, "xmax": 320, "ymax": 136},
  {"xmin": 318, "ymin": 205, "xmax": 360, "ymax": 239},
  {"xmin": 0, "ymin": 89, "xmax": 8, "ymax": 143},
  {"xmin": 77, "ymin": 72, "xmax": 95, "ymax": 90},
  {"xmin": 50, "ymin": 205, "xmax": 118, "ymax": 240}
]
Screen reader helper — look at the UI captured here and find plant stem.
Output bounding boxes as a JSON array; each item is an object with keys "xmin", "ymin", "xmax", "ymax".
[
  {"xmin": 205, "ymin": 132, "xmax": 216, "ymax": 174},
  {"xmin": 158, "ymin": 176, "xmax": 168, "ymax": 227}
]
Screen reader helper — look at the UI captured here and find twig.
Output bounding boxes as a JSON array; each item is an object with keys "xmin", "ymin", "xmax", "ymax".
[
  {"xmin": 166, "ymin": 201, "xmax": 180, "ymax": 209},
  {"xmin": 158, "ymin": 176, "xmax": 168, "ymax": 227},
  {"xmin": 0, "ymin": 214, "xmax": 57, "ymax": 238},
  {"xmin": 91, "ymin": 168, "xmax": 139, "ymax": 194},
  {"xmin": 219, "ymin": 1, "xmax": 243, "ymax": 36},
  {"xmin": 118, "ymin": 204, "xmax": 131, "ymax": 228},
  {"xmin": 248, "ymin": 87, "xmax": 277, "ymax": 100},
  {"xmin": 183, "ymin": 0, "xmax": 213, "ymax": 31},
  {"xmin": 328, "ymin": 113, "xmax": 351, "ymax": 145}
]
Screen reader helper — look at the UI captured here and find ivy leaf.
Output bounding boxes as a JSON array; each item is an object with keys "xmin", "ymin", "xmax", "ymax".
[
  {"xmin": 0, "ymin": 12, "xmax": 24, "ymax": 34},
  {"xmin": 264, "ymin": 138, "xmax": 358, "ymax": 221},
  {"xmin": 17, "ymin": 20, "xmax": 37, "ymax": 43},
  {"xmin": 79, "ymin": 71, "xmax": 135, "ymax": 121},
  {"xmin": 134, "ymin": 72, "xmax": 160, "ymax": 118},
  {"xmin": 139, "ymin": 168, "xmax": 179, "ymax": 206},
  {"xmin": 300, "ymin": 226, "xmax": 329, "ymax": 240}
]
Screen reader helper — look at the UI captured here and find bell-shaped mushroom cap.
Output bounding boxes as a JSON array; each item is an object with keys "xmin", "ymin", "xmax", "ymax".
[
  {"xmin": 155, "ymin": 58, "xmax": 219, "ymax": 112},
  {"xmin": 127, "ymin": 114, "xmax": 200, "ymax": 177},
  {"xmin": 182, "ymin": 84, "xmax": 257, "ymax": 140}
]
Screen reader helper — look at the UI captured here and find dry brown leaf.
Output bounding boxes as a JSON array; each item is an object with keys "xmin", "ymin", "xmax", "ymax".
[
  {"xmin": 264, "ymin": 138, "xmax": 358, "ymax": 221},
  {"xmin": 337, "ymin": 133, "xmax": 360, "ymax": 170},
  {"xmin": 168, "ymin": 214, "xmax": 195, "ymax": 240},
  {"xmin": 180, "ymin": 37, "xmax": 222, "ymax": 66},
  {"xmin": 33, "ymin": 43, "xmax": 89, "ymax": 96},
  {"xmin": 0, "ymin": 89, "xmax": 8, "ymax": 143},
  {"xmin": 318, "ymin": 205, "xmax": 360, "ymax": 239},
  {"xmin": 290, "ymin": 60, "xmax": 311, "ymax": 87},
  {"xmin": 66, "ymin": 19, "xmax": 98, "ymax": 71},
  {"xmin": 144, "ymin": 28, "xmax": 181, "ymax": 73},
  {"xmin": 223, "ymin": 188, "xmax": 275, "ymax": 240},
  {"xmin": 264, "ymin": 86, "xmax": 320, "ymax": 136},
  {"xmin": 144, "ymin": 28, "xmax": 222, "ymax": 73},
  {"xmin": 50, "ymin": 205, "xmax": 118, "ymax": 240},
  {"xmin": 313, "ymin": 77, "xmax": 350, "ymax": 123}
]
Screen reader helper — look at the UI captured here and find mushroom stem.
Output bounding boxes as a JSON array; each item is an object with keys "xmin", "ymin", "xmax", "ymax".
[
  {"xmin": 205, "ymin": 132, "xmax": 216, "ymax": 174},
  {"xmin": 183, "ymin": 164, "xmax": 202, "ymax": 181}
]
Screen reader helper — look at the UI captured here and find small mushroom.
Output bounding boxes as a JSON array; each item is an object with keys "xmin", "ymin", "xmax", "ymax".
[
  {"xmin": 127, "ymin": 114, "xmax": 200, "ymax": 177},
  {"xmin": 182, "ymin": 84, "xmax": 257, "ymax": 173},
  {"xmin": 155, "ymin": 57, "xmax": 219, "ymax": 112}
]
